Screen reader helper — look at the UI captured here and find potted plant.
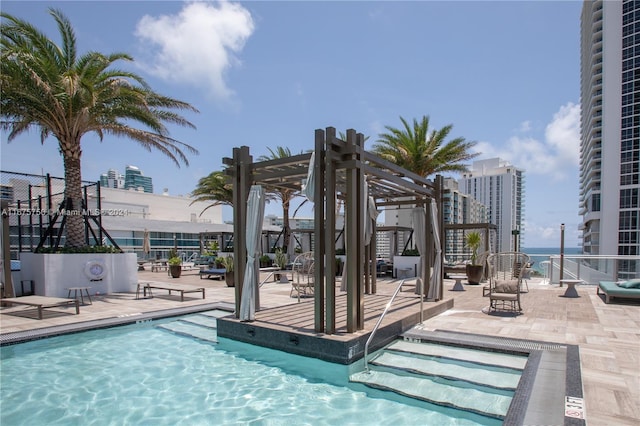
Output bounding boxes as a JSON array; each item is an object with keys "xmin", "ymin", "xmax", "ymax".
[
  {"xmin": 215, "ymin": 256, "xmax": 225, "ymax": 269},
  {"xmin": 259, "ymin": 254, "xmax": 272, "ymax": 268},
  {"xmin": 222, "ymin": 256, "xmax": 235, "ymax": 287},
  {"xmin": 465, "ymin": 231, "xmax": 483, "ymax": 284},
  {"xmin": 168, "ymin": 255, "xmax": 182, "ymax": 278},
  {"xmin": 274, "ymin": 249, "xmax": 289, "ymax": 282}
]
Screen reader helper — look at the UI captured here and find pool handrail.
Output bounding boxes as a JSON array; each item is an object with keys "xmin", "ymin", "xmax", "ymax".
[{"xmin": 363, "ymin": 276, "xmax": 423, "ymax": 373}]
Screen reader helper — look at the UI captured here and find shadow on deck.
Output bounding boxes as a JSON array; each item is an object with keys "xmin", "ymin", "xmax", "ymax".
[{"xmin": 217, "ymin": 292, "xmax": 453, "ymax": 364}]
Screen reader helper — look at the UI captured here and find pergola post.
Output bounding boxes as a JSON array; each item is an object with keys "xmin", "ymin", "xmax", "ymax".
[
  {"xmin": 232, "ymin": 146, "xmax": 252, "ymax": 317},
  {"xmin": 323, "ymin": 128, "xmax": 337, "ymax": 334},
  {"xmin": 345, "ymin": 129, "xmax": 365, "ymax": 332},
  {"xmin": 313, "ymin": 129, "xmax": 326, "ymax": 333}
]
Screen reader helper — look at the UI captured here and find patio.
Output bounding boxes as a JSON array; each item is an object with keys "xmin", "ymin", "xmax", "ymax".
[{"xmin": 1, "ymin": 271, "xmax": 638, "ymax": 424}]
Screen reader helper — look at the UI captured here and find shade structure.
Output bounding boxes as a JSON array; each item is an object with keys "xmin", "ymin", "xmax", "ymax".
[
  {"xmin": 411, "ymin": 207, "xmax": 426, "ymax": 295},
  {"xmin": 239, "ymin": 185, "xmax": 266, "ymax": 321},
  {"xmin": 142, "ymin": 229, "xmax": 151, "ymax": 258},
  {"xmin": 429, "ymin": 199, "xmax": 442, "ymax": 300}
]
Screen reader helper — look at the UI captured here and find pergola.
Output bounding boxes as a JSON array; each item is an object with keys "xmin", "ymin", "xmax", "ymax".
[{"xmin": 224, "ymin": 127, "xmax": 444, "ymax": 334}]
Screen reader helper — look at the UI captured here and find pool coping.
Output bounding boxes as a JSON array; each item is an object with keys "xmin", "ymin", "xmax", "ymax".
[{"xmin": 0, "ymin": 302, "xmax": 234, "ymax": 345}]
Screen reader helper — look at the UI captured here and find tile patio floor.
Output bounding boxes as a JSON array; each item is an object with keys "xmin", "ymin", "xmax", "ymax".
[{"xmin": 1, "ymin": 269, "xmax": 638, "ymax": 425}]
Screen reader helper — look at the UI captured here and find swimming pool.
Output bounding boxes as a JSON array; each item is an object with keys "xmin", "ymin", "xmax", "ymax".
[{"xmin": 1, "ymin": 310, "xmax": 504, "ymax": 425}]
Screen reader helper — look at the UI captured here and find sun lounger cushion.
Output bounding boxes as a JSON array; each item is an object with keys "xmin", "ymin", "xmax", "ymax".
[
  {"xmin": 598, "ymin": 281, "xmax": 640, "ymax": 304},
  {"xmin": 618, "ymin": 278, "xmax": 640, "ymax": 289}
]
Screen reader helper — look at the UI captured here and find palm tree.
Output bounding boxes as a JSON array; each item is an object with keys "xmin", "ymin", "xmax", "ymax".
[
  {"xmin": 1, "ymin": 9, "xmax": 199, "ymax": 247},
  {"xmin": 258, "ymin": 146, "xmax": 300, "ymax": 252},
  {"xmin": 372, "ymin": 116, "xmax": 478, "ymax": 179},
  {"xmin": 190, "ymin": 171, "xmax": 233, "ymax": 215}
]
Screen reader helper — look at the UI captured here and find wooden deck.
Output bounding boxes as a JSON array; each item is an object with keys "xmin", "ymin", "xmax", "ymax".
[{"xmin": 217, "ymin": 292, "xmax": 452, "ymax": 364}]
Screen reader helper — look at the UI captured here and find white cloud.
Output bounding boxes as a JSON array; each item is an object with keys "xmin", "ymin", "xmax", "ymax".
[
  {"xmin": 473, "ymin": 102, "xmax": 581, "ymax": 181},
  {"xmin": 518, "ymin": 120, "xmax": 532, "ymax": 132},
  {"xmin": 544, "ymin": 102, "xmax": 581, "ymax": 165},
  {"xmin": 135, "ymin": 1, "xmax": 254, "ymax": 100}
]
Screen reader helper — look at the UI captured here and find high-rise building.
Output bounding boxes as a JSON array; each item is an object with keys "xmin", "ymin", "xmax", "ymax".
[
  {"xmin": 579, "ymin": 0, "xmax": 639, "ymax": 265},
  {"xmin": 99, "ymin": 168, "xmax": 124, "ymax": 189},
  {"xmin": 124, "ymin": 165, "xmax": 153, "ymax": 193},
  {"xmin": 460, "ymin": 158, "xmax": 525, "ymax": 253}
]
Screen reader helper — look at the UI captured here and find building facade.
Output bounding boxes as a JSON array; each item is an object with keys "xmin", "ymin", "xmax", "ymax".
[
  {"xmin": 99, "ymin": 168, "xmax": 125, "ymax": 189},
  {"xmin": 123, "ymin": 165, "xmax": 153, "ymax": 193},
  {"xmin": 580, "ymin": 0, "xmax": 639, "ymax": 265},
  {"xmin": 460, "ymin": 158, "xmax": 525, "ymax": 253}
]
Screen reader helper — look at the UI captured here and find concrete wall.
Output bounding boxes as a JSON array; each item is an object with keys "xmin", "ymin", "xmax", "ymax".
[{"xmin": 20, "ymin": 253, "xmax": 137, "ymax": 298}]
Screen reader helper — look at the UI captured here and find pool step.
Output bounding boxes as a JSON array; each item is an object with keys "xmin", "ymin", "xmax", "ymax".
[
  {"xmin": 350, "ymin": 369, "xmax": 512, "ymax": 419},
  {"xmin": 156, "ymin": 314, "xmax": 217, "ymax": 343},
  {"xmin": 388, "ymin": 340, "xmax": 527, "ymax": 370},
  {"xmin": 350, "ymin": 340, "xmax": 525, "ymax": 420}
]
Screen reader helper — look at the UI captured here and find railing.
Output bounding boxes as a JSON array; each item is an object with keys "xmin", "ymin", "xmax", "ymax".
[
  {"xmin": 534, "ymin": 255, "xmax": 640, "ymax": 284},
  {"xmin": 363, "ymin": 277, "xmax": 423, "ymax": 373}
]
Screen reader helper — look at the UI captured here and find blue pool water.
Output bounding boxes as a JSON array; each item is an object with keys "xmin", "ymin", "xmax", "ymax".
[{"xmin": 1, "ymin": 311, "xmax": 502, "ymax": 425}]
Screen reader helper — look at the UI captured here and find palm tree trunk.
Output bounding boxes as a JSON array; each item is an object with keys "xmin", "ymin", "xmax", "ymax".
[
  {"xmin": 62, "ymin": 141, "xmax": 85, "ymax": 248},
  {"xmin": 282, "ymin": 200, "xmax": 290, "ymax": 252}
]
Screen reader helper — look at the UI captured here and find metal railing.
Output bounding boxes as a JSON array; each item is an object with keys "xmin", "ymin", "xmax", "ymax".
[
  {"xmin": 541, "ymin": 255, "xmax": 640, "ymax": 284},
  {"xmin": 363, "ymin": 277, "xmax": 423, "ymax": 373}
]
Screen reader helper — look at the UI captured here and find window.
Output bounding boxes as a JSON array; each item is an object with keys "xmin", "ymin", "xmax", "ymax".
[{"xmin": 620, "ymin": 188, "xmax": 639, "ymax": 209}]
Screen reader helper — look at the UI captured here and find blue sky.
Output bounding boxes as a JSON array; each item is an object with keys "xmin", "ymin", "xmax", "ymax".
[{"xmin": 1, "ymin": 0, "xmax": 582, "ymax": 247}]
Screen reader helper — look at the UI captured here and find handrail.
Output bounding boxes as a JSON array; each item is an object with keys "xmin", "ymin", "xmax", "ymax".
[{"xmin": 363, "ymin": 277, "xmax": 423, "ymax": 373}]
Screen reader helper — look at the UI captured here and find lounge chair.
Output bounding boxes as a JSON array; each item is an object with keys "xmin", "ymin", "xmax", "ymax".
[
  {"xmin": 0, "ymin": 295, "xmax": 79, "ymax": 319},
  {"xmin": 597, "ymin": 280, "xmax": 640, "ymax": 303},
  {"xmin": 199, "ymin": 268, "xmax": 226, "ymax": 280},
  {"xmin": 144, "ymin": 283, "xmax": 205, "ymax": 301},
  {"xmin": 486, "ymin": 252, "xmax": 530, "ymax": 313}
]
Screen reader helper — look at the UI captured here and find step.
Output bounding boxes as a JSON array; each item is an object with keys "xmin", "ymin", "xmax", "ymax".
[
  {"xmin": 156, "ymin": 321, "xmax": 217, "ymax": 343},
  {"xmin": 180, "ymin": 314, "xmax": 218, "ymax": 328},
  {"xmin": 389, "ymin": 340, "xmax": 527, "ymax": 370},
  {"xmin": 350, "ymin": 370, "xmax": 512, "ymax": 419},
  {"xmin": 371, "ymin": 351, "xmax": 520, "ymax": 391}
]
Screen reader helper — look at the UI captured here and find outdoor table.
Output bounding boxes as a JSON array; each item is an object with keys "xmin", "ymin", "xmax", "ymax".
[{"xmin": 560, "ymin": 279, "xmax": 582, "ymax": 298}]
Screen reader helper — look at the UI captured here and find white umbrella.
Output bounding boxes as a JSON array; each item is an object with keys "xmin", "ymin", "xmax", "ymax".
[
  {"xmin": 429, "ymin": 199, "xmax": 442, "ymax": 300},
  {"xmin": 142, "ymin": 229, "xmax": 151, "ymax": 258},
  {"xmin": 411, "ymin": 207, "xmax": 426, "ymax": 295},
  {"xmin": 239, "ymin": 185, "xmax": 266, "ymax": 321},
  {"xmin": 302, "ymin": 151, "xmax": 315, "ymax": 202}
]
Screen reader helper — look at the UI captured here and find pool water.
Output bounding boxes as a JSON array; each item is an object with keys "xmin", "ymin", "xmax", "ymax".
[{"xmin": 1, "ymin": 311, "xmax": 502, "ymax": 425}]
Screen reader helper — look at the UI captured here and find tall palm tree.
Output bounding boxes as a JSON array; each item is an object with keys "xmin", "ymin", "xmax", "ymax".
[
  {"xmin": 258, "ymin": 146, "xmax": 300, "ymax": 252},
  {"xmin": 191, "ymin": 170, "xmax": 233, "ymax": 215},
  {"xmin": 372, "ymin": 116, "xmax": 478, "ymax": 179},
  {"xmin": 1, "ymin": 9, "xmax": 199, "ymax": 248}
]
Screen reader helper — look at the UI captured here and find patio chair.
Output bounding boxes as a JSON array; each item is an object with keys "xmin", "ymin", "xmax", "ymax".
[
  {"xmin": 290, "ymin": 252, "xmax": 315, "ymax": 302},
  {"xmin": 486, "ymin": 252, "xmax": 530, "ymax": 313}
]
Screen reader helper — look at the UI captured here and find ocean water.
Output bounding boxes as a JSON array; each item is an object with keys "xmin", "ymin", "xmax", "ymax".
[{"xmin": 521, "ymin": 247, "xmax": 581, "ymax": 274}]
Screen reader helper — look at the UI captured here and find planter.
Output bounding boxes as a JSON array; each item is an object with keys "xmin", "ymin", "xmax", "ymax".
[
  {"xmin": 169, "ymin": 264, "xmax": 182, "ymax": 278},
  {"xmin": 393, "ymin": 255, "xmax": 420, "ymax": 278},
  {"xmin": 19, "ymin": 252, "xmax": 137, "ymax": 297},
  {"xmin": 465, "ymin": 264, "xmax": 483, "ymax": 285},
  {"xmin": 225, "ymin": 272, "xmax": 235, "ymax": 287}
]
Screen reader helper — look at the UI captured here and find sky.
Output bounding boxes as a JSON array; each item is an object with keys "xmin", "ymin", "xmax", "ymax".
[{"xmin": 1, "ymin": 0, "xmax": 583, "ymax": 248}]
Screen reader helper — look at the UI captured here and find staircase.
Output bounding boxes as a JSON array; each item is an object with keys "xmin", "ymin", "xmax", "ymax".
[
  {"xmin": 155, "ymin": 311, "xmax": 221, "ymax": 344},
  {"xmin": 350, "ymin": 339, "xmax": 527, "ymax": 420}
]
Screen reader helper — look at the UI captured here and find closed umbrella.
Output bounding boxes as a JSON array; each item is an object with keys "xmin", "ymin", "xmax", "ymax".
[
  {"xmin": 429, "ymin": 199, "xmax": 442, "ymax": 300},
  {"xmin": 239, "ymin": 185, "xmax": 266, "ymax": 322},
  {"xmin": 142, "ymin": 229, "xmax": 151, "ymax": 259},
  {"xmin": 411, "ymin": 207, "xmax": 426, "ymax": 295}
]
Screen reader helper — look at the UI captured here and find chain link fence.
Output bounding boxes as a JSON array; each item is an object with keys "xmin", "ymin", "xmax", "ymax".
[{"xmin": 1, "ymin": 170, "xmax": 106, "ymax": 257}]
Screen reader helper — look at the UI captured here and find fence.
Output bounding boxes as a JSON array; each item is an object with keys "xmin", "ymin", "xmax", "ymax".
[{"xmin": 1, "ymin": 170, "xmax": 116, "ymax": 257}]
